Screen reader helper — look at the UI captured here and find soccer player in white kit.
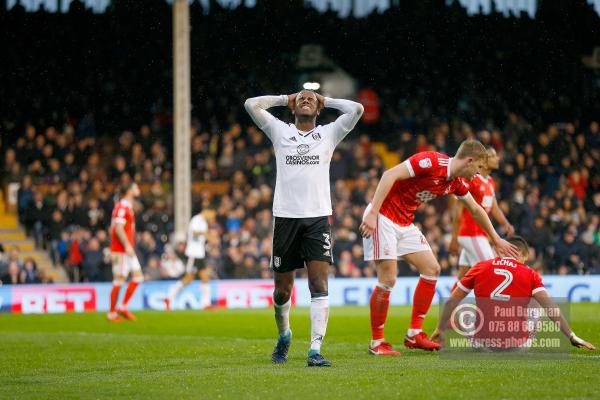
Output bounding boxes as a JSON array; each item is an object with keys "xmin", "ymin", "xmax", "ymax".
[
  {"xmin": 165, "ymin": 208, "xmax": 216, "ymax": 310},
  {"xmin": 245, "ymin": 90, "xmax": 363, "ymax": 367}
]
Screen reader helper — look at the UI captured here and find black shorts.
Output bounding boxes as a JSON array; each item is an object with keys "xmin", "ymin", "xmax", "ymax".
[
  {"xmin": 271, "ymin": 216, "xmax": 333, "ymax": 273},
  {"xmin": 185, "ymin": 257, "xmax": 206, "ymax": 273}
]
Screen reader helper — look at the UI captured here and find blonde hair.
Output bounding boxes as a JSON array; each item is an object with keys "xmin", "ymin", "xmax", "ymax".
[{"xmin": 455, "ymin": 139, "xmax": 487, "ymax": 161}]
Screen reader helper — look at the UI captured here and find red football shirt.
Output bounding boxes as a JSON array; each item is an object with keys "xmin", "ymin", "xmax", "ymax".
[
  {"xmin": 110, "ymin": 199, "xmax": 135, "ymax": 253},
  {"xmin": 458, "ymin": 174, "xmax": 496, "ymax": 237},
  {"xmin": 457, "ymin": 257, "xmax": 546, "ymax": 347},
  {"xmin": 379, "ymin": 151, "xmax": 470, "ymax": 226}
]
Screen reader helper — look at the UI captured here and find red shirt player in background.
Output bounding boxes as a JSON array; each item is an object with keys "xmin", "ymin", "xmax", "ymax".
[
  {"xmin": 449, "ymin": 146, "xmax": 514, "ymax": 281},
  {"xmin": 107, "ymin": 181, "xmax": 144, "ymax": 322},
  {"xmin": 360, "ymin": 139, "xmax": 519, "ymax": 356},
  {"xmin": 432, "ymin": 236, "xmax": 595, "ymax": 351}
]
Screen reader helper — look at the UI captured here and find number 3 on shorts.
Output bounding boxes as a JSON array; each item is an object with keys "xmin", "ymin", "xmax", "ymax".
[{"xmin": 322, "ymin": 233, "xmax": 331, "ymax": 250}]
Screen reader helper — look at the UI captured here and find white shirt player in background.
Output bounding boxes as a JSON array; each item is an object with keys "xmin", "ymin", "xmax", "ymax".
[
  {"xmin": 165, "ymin": 208, "xmax": 217, "ymax": 310},
  {"xmin": 245, "ymin": 90, "xmax": 363, "ymax": 367}
]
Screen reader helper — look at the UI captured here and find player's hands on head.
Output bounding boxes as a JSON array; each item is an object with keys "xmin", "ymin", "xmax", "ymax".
[
  {"xmin": 360, "ymin": 211, "xmax": 377, "ymax": 238},
  {"xmin": 315, "ymin": 93, "xmax": 325, "ymax": 112},
  {"xmin": 494, "ymin": 238, "xmax": 520, "ymax": 259},
  {"xmin": 448, "ymin": 237, "xmax": 460, "ymax": 256},
  {"xmin": 287, "ymin": 93, "xmax": 298, "ymax": 112},
  {"xmin": 570, "ymin": 333, "xmax": 596, "ymax": 350}
]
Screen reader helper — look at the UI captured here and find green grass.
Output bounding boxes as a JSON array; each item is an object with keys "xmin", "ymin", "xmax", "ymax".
[{"xmin": 0, "ymin": 304, "xmax": 599, "ymax": 399}]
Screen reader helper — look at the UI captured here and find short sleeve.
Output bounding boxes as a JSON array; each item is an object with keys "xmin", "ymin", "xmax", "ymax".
[
  {"xmin": 531, "ymin": 270, "xmax": 546, "ymax": 295},
  {"xmin": 191, "ymin": 217, "xmax": 208, "ymax": 233},
  {"xmin": 452, "ymin": 178, "xmax": 470, "ymax": 198},
  {"xmin": 458, "ymin": 261, "xmax": 484, "ymax": 292},
  {"xmin": 113, "ymin": 207, "xmax": 127, "ymax": 224},
  {"xmin": 406, "ymin": 152, "xmax": 437, "ymax": 177},
  {"xmin": 199, "ymin": 218, "xmax": 208, "ymax": 233}
]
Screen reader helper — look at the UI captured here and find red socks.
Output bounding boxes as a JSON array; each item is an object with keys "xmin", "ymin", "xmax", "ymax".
[
  {"xmin": 121, "ymin": 281, "xmax": 139, "ymax": 307},
  {"xmin": 109, "ymin": 284, "xmax": 121, "ymax": 313},
  {"xmin": 370, "ymin": 284, "xmax": 391, "ymax": 341},
  {"xmin": 409, "ymin": 276, "xmax": 437, "ymax": 330}
]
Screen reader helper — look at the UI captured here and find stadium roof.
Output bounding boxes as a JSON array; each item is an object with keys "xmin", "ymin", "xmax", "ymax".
[{"xmin": 5, "ymin": 0, "xmax": 600, "ymax": 18}]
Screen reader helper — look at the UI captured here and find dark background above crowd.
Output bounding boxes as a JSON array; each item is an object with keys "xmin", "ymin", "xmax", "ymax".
[{"xmin": 1, "ymin": 0, "xmax": 599, "ymax": 137}]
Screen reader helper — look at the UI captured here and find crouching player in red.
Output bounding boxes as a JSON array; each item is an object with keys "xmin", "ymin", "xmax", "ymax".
[
  {"xmin": 431, "ymin": 236, "xmax": 595, "ymax": 351},
  {"xmin": 107, "ymin": 182, "xmax": 144, "ymax": 322},
  {"xmin": 360, "ymin": 139, "xmax": 520, "ymax": 355}
]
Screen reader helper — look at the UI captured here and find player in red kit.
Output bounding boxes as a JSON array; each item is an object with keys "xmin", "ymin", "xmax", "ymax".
[
  {"xmin": 107, "ymin": 182, "xmax": 144, "ymax": 322},
  {"xmin": 432, "ymin": 236, "xmax": 595, "ymax": 351},
  {"xmin": 360, "ymin": 139, "xmax": 520, "ymax": 355},
  {"xmin": 449, "ymin": 146, "xmax": 514, "ymax": 280}
]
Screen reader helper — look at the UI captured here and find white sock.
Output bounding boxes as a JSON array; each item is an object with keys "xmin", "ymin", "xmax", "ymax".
[
  {"xmin": 200, "ymin": 283, "xmax": 211, "ymax": 307},
  {"xmin": 168, "ymin": 280, "xmax": 184, "ymax": 304},
  {"xmin": 371, "ymin": 339, "xmax": 385, "ymax": 348},
  {"xmin": 273, "ymin": 297, "xmax": 291, "ymax": 337},
  {"xmin": 310, "ymin": 295, "xmax": 329, "ymax": 353},
  {"xmin": 407, "ymin": 328, "xmax": 422, "ymax": 337}
]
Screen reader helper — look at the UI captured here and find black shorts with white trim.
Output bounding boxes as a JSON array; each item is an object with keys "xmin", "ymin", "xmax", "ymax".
[{"xmin": 271, "ymin": 216, "xmax": 333, "ymax": 273}]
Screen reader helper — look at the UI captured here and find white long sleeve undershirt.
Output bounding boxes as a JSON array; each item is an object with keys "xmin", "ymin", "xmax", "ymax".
[
  {"xmin": 323, "ymin": 97, "xmax": 364, "ymax": 134},
  {"xmin": 244, "ymin": 95, "xmax": 288, "ymax": 131},
  {"xmin": 245, "ymin": 95, "xmax": 363, "ymax": 128},
  {"xmin": 243, "ymin": 94, "xmax": 364, "ymax": 218}
]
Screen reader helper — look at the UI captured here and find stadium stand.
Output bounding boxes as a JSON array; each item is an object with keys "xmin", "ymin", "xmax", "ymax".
[{"xmin": 1, "ymin": 0, "xmax": 599, "ymax": 283}]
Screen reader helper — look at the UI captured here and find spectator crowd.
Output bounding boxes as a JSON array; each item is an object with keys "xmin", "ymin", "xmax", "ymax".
[
  {"xmin": 2, "ymin": 114, "xmax": 599, "ymax": 284},
  {"xmin": 1, "ymin": 1, "xmax": 599, "ymax": 283}
]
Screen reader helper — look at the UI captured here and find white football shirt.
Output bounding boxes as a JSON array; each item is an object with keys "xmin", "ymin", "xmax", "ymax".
[
  {"xmin": 185, "ymin": 214, "xmax": 208, "ymax": 258},
  {"xmin": 245, "ymin": 95, "xmax": 363, "ymax": 218}
]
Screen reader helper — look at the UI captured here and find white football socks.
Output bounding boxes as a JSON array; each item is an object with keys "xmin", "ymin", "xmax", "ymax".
[
  {"xmin": 168, "ymin": 280, "xmax": 184, "ymax": 305},
  {"xmin": 407, "ymin": 328, "xmax": 423, "ymax": 337},
  {"xmin": 310, "ymin": 295, "xmax": 329, "ymax": 353},
  {"xmin": 200, "ymin": 283, "xmax": 211, "ymax": 307},
  {"xmin": 273, "ymin": 296, "xmax": 291, "ymax": 338}
]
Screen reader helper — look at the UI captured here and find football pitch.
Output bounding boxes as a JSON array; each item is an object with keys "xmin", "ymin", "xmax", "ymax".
[{"xmin": 1, "ymin": 304, "xmax": 599, "ymax": 400}]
